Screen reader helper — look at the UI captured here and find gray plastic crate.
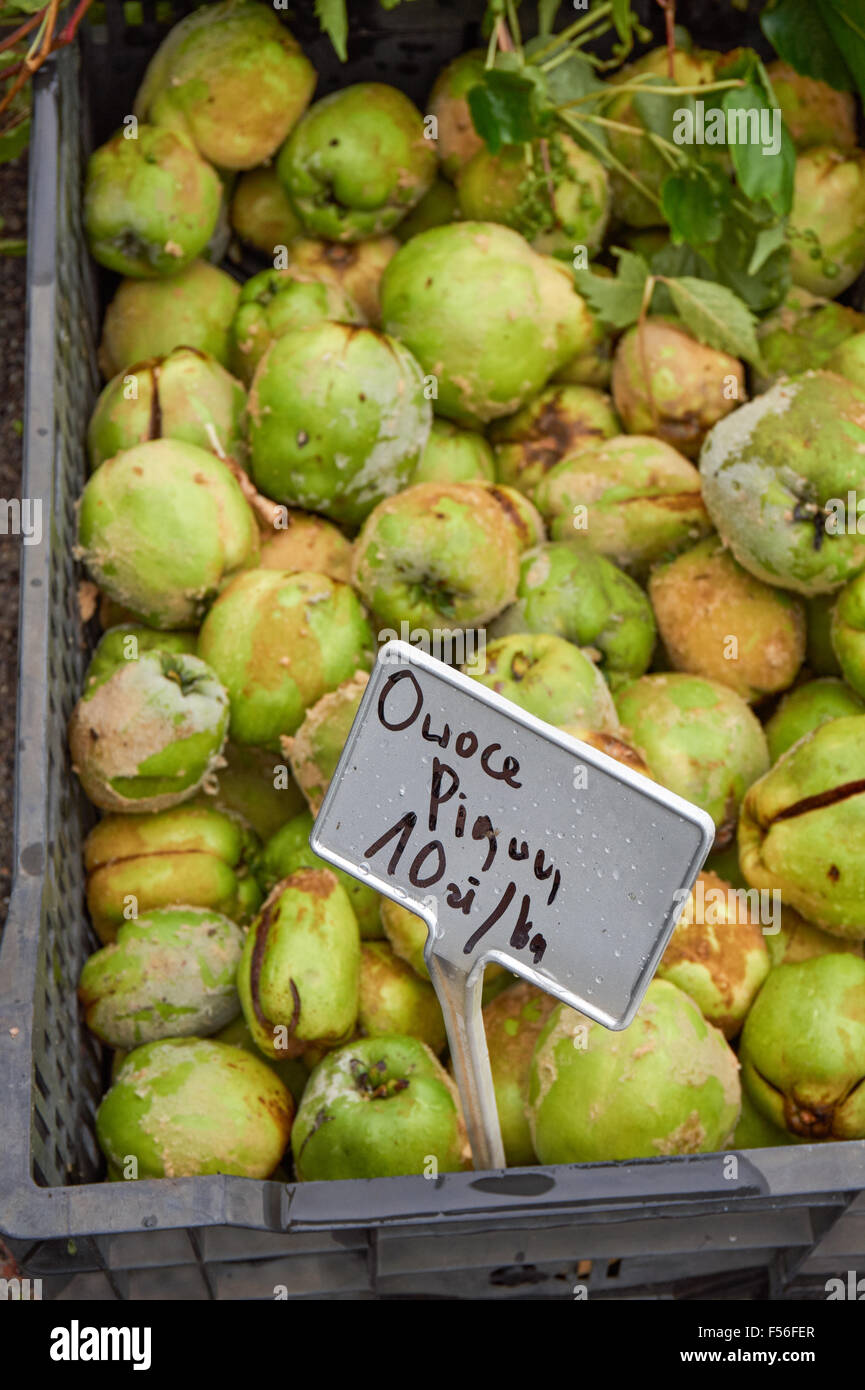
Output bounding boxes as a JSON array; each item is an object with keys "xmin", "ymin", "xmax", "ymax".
[{"xmin": 1, "ymin": 1, "xmax": 864, "ymax": 1300}]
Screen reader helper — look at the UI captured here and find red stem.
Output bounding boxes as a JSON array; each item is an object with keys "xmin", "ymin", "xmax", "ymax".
[
  {"xmin": 656, "ymin": 0, "xmax": 676, "ymax": 77},
  {"xmin": 0, "ymin": 0, "xmax": 95, "ymax": 124},
  {"xmin": 58, "ymin": 0, "xmax": 94, "ymax": 48},
  {"xmin": 495, "ymin": 17, "xmax": 514, "ymax": 53}
]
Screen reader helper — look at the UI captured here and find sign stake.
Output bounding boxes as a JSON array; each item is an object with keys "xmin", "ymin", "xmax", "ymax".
[
  {"xmin": 311, "ymin": 641, "xmax": 714, "ymax": 1172},
  {"xmin": 426, "ymin": 953, "xmax": 505, "ymax": 1170}
]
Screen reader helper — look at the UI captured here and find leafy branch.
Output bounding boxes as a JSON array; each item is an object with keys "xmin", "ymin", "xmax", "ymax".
[
  {"xmin": 461, "ymin": 2, "xmax": 797, "ymax": 313},
  {"xmin": 268, "ymin": 1, "xmax": 854, "ymax": 324},
  {"xmin": 0, "ymin": 0, "xmax": 94, "ymax": 143},
  {"xmin": 574, "ymin": 248, "xmax": 763, "ymax": 368}
]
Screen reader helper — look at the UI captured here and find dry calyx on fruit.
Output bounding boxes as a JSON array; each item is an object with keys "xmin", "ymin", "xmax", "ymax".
[{"xmin": 68, "ymin": 650, "xmax": 229, "ymax": 814}]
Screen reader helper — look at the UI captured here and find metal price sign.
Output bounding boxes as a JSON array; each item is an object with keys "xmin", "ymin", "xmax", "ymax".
[{"xmin": 311, "ymin": 641, "xmax": 714, "ymax": 1170}]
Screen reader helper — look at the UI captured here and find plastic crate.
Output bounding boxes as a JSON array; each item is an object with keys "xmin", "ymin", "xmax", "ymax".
[{"xmin": 1, "ymin": 1, "xmax": 864, "ymax": 1301}]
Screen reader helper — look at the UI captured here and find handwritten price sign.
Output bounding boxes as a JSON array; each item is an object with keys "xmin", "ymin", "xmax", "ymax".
[{"xmin": 312, "ymin": 642, "xmax": 713, "ymax": 1169}]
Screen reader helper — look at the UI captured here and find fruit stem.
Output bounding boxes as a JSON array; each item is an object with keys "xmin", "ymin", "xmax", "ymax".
[
  {"xmin": 559, "ymin": 111, "xmax": 664, "ymax": 211},
  {"xmin": 637, "ymin": 274, "xmax": 662, "ymax": 435},
  {"xmin": 529, "ymin": 3, "xmax": 613, "ymax": 65},
  {"xmin": 485, "ymin": 26, "xmax": 497, "ymax": 68},
  {"xmin": 576, "ymin": 78, "xmax": 744, "ymax": 103},
  {"xmin": 536, "ymin": 137, "xmax": 558, "ymax": 228}
]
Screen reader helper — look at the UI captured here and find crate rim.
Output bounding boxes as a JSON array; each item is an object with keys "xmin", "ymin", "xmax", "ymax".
[
  {"xmin": 1, "ymin": 40, "xmax": 864, "ymax": 1256},
  {"xmin": 1, "ymin": 1129, "xmax": 864, "ymax": 1242}
]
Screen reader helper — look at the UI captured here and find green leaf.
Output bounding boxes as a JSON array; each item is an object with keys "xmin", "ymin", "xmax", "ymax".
[
  {"xmin": 663, "ymin": 276, "xmax": 762, "ymax": 367},
  {"xmin": 716, "ymin": 48, "xmax": 761, "ymax": 84},
  {"xmin": 821, "ymin": 1, "xmax": 865, "ymax": 104},
  {"xmin": 661, "ymin": 169, "xmax": 727, "ymax": 247},
  {"xmin": 0, "ymin": 1, "xmax": 47, "ymax": 14},
  {"xmin": 315, "ymin": 0, "xmax": 348, "ymax": 62},
  {"xmin": 468, "ymin": 70, "xmax": 549, "ymax": 154},
  {"xmin": 650, "ymin": 205, "xmax": 789, "ymax": 315},
  {"xmin": 747, "ymin": 221, "xmax": 788, "ymax": 276},
  {"xmin": 0, "ymin": 238, "xmax": 26, "ymax": 257},
  {"xmin": 573, "ymin": 249, "xmax": 649, "ymax": 330},
  {"xmin": 494, "ymin": 51, "xmax": 527, "ymax": 76},
  {"xmin": 543, "ymin": 50, "xmax": 605, "ymax": 106},
  {"xmin": 0, "ymin": 50, "xmax": 31, "ymax": 163},
  {"xmin": 713, "ymin": 238, "xmax": 790, "ymax": 314},
  {"xmin": 0, "ymin": 117, "xmax": 30, "ymax": 166},
  {"xmin": 651, "ymin": 242, "xmax": 708, "ymax": 281},
  {"xmin": 632, "ymin": 75, "xmax": 694, "ymax": 145},
  {"xmin": 722, "ymin": 84, "xmax": 795, "ymax": 217},
  {"xmin": 540, "ymin": 45, "xmax": 608, "ymax": 147},
  {"xmin": 760, "ymin": 0, "xmax": 854, "ymax": 92},
  {"xmin": 644, "ymin": 242, "xmax": 704, "ymax": 316}
]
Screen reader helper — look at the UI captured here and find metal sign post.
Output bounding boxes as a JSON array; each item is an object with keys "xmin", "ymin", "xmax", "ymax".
[{"xmin": 311, "ymin": 641, "xmax": 714, "ymax": 1171}]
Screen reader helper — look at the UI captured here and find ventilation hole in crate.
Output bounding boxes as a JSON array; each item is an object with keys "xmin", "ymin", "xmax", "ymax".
[
  {"xmin": 80, "ymin": 1119, "xmax": 99, "ymax": 1158},
  {"xmin": 51, "ymin": 1025, "xmax": 70, "ymax": 1065},
  {"xmin": 489, "ymin": 1263, "xmax": 548, "ymax": 1288},
  {"xmin": 605, "ymin": 1259, "xmax": 622, "ymax": 1280},
  {"xmin": 33, "ymin": 1063, "xmax": 49, "ymax": 1100},
  {"xmin": 83, "ymin": 1053, "xmax": 103, "ymax": 1094},
  {"xmin": 80, "ymin": 1125, "xmax": 101, "ymax": 1174},
  {"xmin": 32, "ymin": 1159, "xmax": 50, "ymax": 1189},
  {"xmin": 576, "ymin": 1259, "xmax": 593, "ymax": 1280},
  {"xmin": 33, "ymin": 1107, "xmax": 49, "ymax": 1144}
]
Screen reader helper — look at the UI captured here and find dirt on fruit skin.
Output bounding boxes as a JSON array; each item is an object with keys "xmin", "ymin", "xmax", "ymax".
[{"xmin": 0, "ymin": 154, "xmax": 27, "ymax": 930}]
